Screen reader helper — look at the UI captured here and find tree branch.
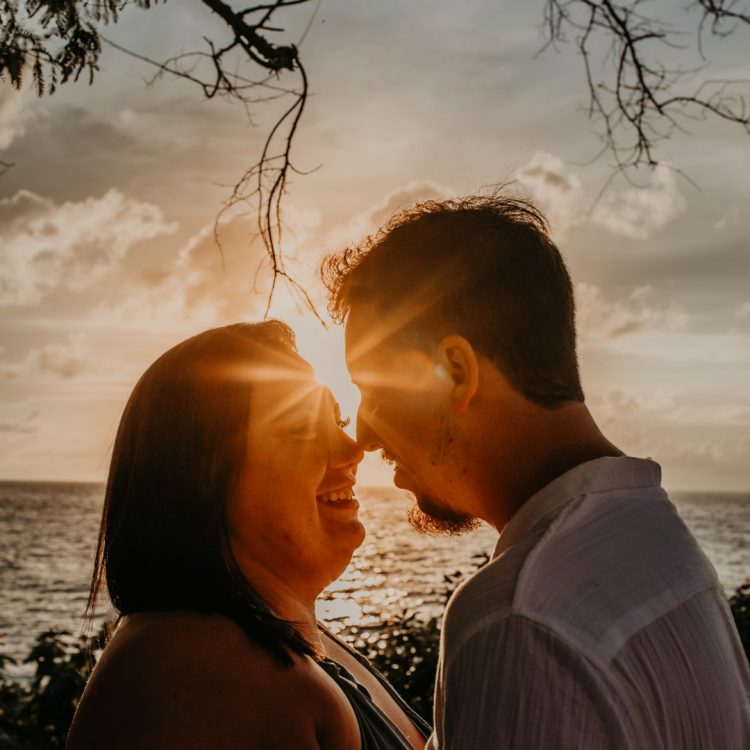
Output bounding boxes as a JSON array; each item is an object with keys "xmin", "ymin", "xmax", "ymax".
[
  {"xmin": 541, "ymin": 0, "xmax": 750, "ymax": 175},
  {"xmin": 0, "ymin": 0, "xmax": 320, "ymax": 319}
]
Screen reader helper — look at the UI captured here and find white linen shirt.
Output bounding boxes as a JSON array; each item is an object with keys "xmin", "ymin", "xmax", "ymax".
[{"xmin": 427, "ymin": 456, "xmax": 750, "ymax": 749}]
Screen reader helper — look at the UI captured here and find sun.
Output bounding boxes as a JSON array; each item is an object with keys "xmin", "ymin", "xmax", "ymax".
[
  {"xmin": 266, "ymin": 284, "xmax": 361, "ymax": 437},
  {"xmin": 264, "ymin": 280, "xmax": 396, "ymax": 488}
]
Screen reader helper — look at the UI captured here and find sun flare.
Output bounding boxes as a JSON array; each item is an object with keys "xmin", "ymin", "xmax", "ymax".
[{"xmin": 266, "ymin": 286, "xmax": 361, "ymax": 436}]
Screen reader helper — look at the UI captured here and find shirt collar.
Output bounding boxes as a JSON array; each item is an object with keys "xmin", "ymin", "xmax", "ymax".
[{"xmin": 493, "ymin": 456, "xmax": 662, "ymax": 558}]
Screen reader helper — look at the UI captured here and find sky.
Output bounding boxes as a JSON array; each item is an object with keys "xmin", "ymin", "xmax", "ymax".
[{"xmin": 0, "ymin": 1, "xmax": 748, "ymax": 491}]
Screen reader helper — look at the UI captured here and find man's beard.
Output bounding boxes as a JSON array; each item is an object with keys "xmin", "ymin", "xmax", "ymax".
[
  {"xmin": 381, "ymin": 449, "xmax": 479, "ymax": 535},
  {"xmin": 406, "ymin": 493, "xmax": 480, "ymax": 536}
]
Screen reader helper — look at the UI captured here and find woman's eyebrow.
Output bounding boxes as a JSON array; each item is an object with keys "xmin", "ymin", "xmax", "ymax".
[{"xmin": 267, "ymin": 381, "xmax": 325, "ymax": 424}]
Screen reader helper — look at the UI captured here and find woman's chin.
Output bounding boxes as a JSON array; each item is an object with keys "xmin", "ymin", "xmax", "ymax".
[
  {"xmin": 325, "ymin": 528, "xmax": 365, "ymax": 583},
  {"xmin": 338, "ymin": 518, "xmax": 366, "ymax": 553},
  {"xmin": 339, "ymin": 519, "xmax": 367, "ymax": 560}
]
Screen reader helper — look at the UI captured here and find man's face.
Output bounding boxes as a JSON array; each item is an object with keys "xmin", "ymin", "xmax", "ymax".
[{"xmin": 344, "ymin": 304, "xmax": 478, "ymax": 535}]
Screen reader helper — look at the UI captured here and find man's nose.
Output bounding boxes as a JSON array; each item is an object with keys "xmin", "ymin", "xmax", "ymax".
[{"xmin": 356, "ymin": 411, "xmax": 381, "ymax": 452}]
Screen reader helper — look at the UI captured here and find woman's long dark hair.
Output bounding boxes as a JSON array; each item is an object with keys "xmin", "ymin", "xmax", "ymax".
[{"xmin": 86, "ymin": 320, "xmax": 314, "ymax": 665}]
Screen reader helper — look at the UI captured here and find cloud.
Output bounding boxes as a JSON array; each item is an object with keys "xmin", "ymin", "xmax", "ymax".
[
  {"xmin": 0, "ymin": 188, "xmax": 177, "ymax": 307},
  {"xmin": 0, "ymin": 411, "xmax": 39, "ymax": 434},
  {"xmin": 714, "ymin": 205, "xmax": 739, "ymax": 231},
  {"xmin": 326, "ymin": 180, "xmax": 454, "ymax": 249},
  {"xmin": 660, "ymin": 435, "xmax": 750, "ymax": 465},
  {"xmin": 515, "ymin": 153, "xmax": 686, "ymax": 241},
  {"xmin": 586, "ymin": 386, "xmax": 750, "ymax": 490},
  {"xmin": 607, "ymin": 330, "xmax": 750, "ymax": 366},
  {"xmin": 576, "ymin": 283, "xmax": 688, "ymax": 341},
  {"xmin": 516, "ymin": 152, "xmax": 585, "ymax": 239},
  {"xmin": 175, "ymin": 215, "xmax": 271, "ymax": 320},
  {"xmin": 0, "ymin": 334, "xmax": 92, "ymax": 380},
  {"xmin": 92, "ymin": 213, "xmax": 274, "ymax": 331},
  {"xmin": 592, "ymin": 165, "xmax": 687, "ymax": 240},
  {"xmin": 736, "ymin": 301, "xmax": 750, "ymax": 320},
  {"xmin": 0, "ymin": 81, "xmax": 28, "ymax": 150},
  {"xmin": 589, "ymin": 387, "xmax": 679, "ymax": 430}
]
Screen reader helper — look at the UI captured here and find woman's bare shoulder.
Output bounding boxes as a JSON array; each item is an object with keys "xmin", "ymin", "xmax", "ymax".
[
  {"xmin": 67, "ymin": 612, "xmax": 360, "ymax": 750},
  {"xmin": 112, "ymin": 610, "xmax": 275, "ymax": 664}
]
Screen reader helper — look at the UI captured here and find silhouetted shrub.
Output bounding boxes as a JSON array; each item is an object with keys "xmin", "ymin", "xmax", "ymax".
[
  {"xmin": 343, "ymin": 556, "xmax": 489, "ymax": 722},
  {"xmin": 347, "ymin": 612, "xmax": 441, "ymax": 723},
  {"xmin": 1, "ymin": 570, "xmax": 749, "ymax": 744},
  {"xmin": 729, "ymin": 581, "xmax": 750, "ymax": 660},
  {"xmin": 0, "ymin": 625, "xmax": 108, "ymax": 750}
]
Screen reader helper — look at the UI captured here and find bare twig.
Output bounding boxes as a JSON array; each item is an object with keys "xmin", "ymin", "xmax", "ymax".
[
  {"xmin": 541, "ymin": 0, "xmax": 750, "ymax": 177},
  {"xmin": 0, "ymin": 0, "xmax": 320, "ymax": 318}
]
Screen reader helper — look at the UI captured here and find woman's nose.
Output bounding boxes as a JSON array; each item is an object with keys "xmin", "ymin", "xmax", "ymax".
[{"xmin": 331, "ymin": 426, "xmax": 365, "ymax": 469}]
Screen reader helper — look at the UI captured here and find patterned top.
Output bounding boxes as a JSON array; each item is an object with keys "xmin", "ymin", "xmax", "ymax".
[
  {"xmin": 428, "ymin": 456, "xmax": 750, "ymax": 749},
  {"xmin": 321, "ymin": 627, "xmax": 432, "ymax": 749}
]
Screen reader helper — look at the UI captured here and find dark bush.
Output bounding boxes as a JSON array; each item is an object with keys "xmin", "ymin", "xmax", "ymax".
[
  {"xmin": 1, "ymin": 570, "xmax": 748, "ymax": 744},
  {"xmin": 342, "ymin": 556, "xmax": 489, "ymax": 722},
  {"xmin": 0, "ymin": 625, "xmax": 108, "ymax": 750},
  {"xmin": 729, "ymin": 580, "xmax": 750, "ymax": 660},
  {"xmin": 346, "ymin": 612, "xmax": 441, "ymax": 723}
]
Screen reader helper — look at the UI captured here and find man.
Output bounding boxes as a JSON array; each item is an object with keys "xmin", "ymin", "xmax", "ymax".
[{"xmin": 323, "ymin": 195, "xmax": 750, "ymax": 748}]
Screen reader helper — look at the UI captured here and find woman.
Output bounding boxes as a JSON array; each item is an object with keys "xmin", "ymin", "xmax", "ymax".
[{"xmin": 67, "ymin": 321, "xmax": 430, "ymax": 749}]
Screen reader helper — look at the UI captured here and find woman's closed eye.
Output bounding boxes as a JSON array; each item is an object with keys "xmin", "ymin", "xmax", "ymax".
[
  {"xmin": 287, "ymin": 410, "xmax": 346, "ymax": 441},
  {"xmin": 289, "ymin": 423, "xmax": 318, "ymax": 441},
  {"xmin": 282, "ymin": 415, "xmax": 319, "ymax": 441}
]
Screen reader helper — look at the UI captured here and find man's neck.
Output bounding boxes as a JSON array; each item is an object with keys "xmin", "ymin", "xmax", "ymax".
[{"xmin": 474, "ymin": 402, "xmax": 623, "ymax": 531}]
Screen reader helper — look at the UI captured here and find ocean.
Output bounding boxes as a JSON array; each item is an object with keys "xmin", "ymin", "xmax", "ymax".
[{"xmin": 1, "ymin": 481, "xmax": 749, "ymax": 677}]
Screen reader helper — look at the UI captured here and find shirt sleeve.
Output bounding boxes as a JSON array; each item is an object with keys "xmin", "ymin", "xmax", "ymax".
[{"xmin": 432, "ymin": 613, "xmax": 633, "ymax": 750}]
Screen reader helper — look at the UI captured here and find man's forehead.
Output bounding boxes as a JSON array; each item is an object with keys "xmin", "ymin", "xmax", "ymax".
[
  {"xmin": 344, "ymin": 306, "xmax": 393, "ymax": 373},
  {"xmin": 344, "ymin": 305, "xmax": 438, "ymax": 393},
  {"xmin": 344, "ymin": 301, "xmax": 424, "ymax": 367}
]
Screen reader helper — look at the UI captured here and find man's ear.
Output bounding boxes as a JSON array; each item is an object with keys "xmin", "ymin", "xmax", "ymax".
[{"xmin": 435, "ymin": 336, "xmax": 479, "ymax": 413}]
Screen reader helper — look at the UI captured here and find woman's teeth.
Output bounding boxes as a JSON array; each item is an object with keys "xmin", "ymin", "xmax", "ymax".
[{"xmin": 317, "ymin": 489, "xmax": 354, "ymax": 503}]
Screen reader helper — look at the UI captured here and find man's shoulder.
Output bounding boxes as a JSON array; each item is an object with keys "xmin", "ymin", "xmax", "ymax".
[
  {"xmin": 441, "ymin": 523, "xmax": 547, "ymax": 651},
  {"xmin": 444, "ymin": 484, "xmax": 721, "ymax": 665},
  {"xmin": 512, "ymin": 484, "xmax": 720, "ymax": 663}
]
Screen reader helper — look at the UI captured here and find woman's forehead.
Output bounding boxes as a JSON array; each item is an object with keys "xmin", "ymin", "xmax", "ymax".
[
  {"xmin": 260, "ymin": 382, "xmax": 336, "ymax": 425},
  {"xmin": 248, "ymin": 352, "xmax": 338, "ymax": 423}
]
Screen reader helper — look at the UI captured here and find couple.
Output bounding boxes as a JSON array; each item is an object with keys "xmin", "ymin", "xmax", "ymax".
[{"xmin": 67, "ymin": 195, "xmax": 750, "ymax": 749}]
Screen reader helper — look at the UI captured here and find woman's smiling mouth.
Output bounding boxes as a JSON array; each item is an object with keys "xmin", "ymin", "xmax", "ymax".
[{"xmin": 316, "ymin": 486, "xmax": 358, "ymax": 508}]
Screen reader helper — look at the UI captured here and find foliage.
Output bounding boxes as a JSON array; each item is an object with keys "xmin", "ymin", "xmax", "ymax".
[
  {"xmin": 348, "ymin": 612, "xmax": 441, "ymax": 724},
  {"xmin": 541, "ymin": 1, "xmax": 750, "ymax": 176},
  {"xmin": 0, "ymin": 1, "xmax": 158, "ymax": 96},
  {"xmin": 0, "ymin": 623, "xmax": 108, "ymax": 750},
  {"xmin": 0, "ymin": 0, "xmax": 318, "ymax": 316},
  {"xmin": 343, "ymin": 557, "xmax": 488, "ymax": 723},
  {"xmin": 2, "ymin": 2, "xmax": 750, "ymax": 315},
  {"xmin": 728, "ymin": 580, "xmax": 750, "ymax": 659},
  {"xmin": 1, "ymin": 575, "xmax": 749, "ymax": 742}
]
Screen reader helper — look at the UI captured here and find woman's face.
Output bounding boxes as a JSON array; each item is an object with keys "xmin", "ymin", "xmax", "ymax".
[{"xmin": 227, "ymin": 348, "xmax": 365, "ymax": 603}]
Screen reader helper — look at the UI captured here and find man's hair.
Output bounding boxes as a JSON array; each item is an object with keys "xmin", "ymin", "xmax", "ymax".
[{"xmin": 323, "ymin": 193, "xmax": 584, "ymax": 408}]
